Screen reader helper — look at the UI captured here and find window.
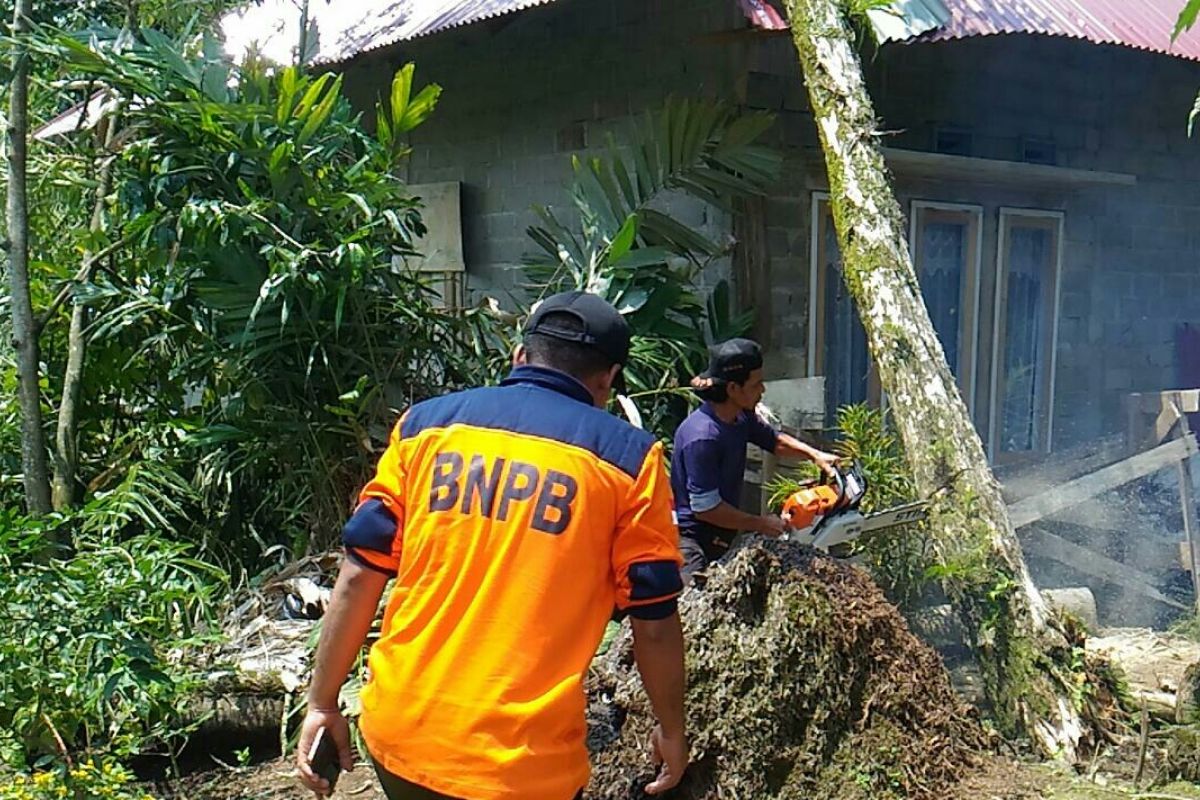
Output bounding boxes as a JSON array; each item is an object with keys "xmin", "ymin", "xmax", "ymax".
[
  {"xmin": 908, "ymin": 202, "xmax": 983, "ymax": 414},
  {"xmin": 990, "ymin": 209, "xmax": 1063, "ymax": 459},
  {"xmin": 808, "ymin": 194, "xmax": 876, "ymax": 418},
  {"xmin": 808, "ymin": 195, "xmax": 981, "ymax": 421}
]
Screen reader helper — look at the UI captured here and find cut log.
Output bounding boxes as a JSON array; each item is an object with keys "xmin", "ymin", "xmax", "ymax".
[
  {"xmin": 1087, "ymin": 629, "xmax": 1200, "ymax": 690},
  {"xmin": 1133, "ymin": 690, "xmax": 1178, "ymax": 724},
  {"xmin": 191, "ymin": 693, "xmax": 289, "ymax": 740},
  {"xmin": 1179, "ymin": 661, "xmax": 1200, "ymax": 725}
]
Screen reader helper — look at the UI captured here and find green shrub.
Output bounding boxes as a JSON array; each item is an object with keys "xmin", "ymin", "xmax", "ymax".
[
  {"xmin": 24, "ymin": 26, "xmax": 497, "ymax": 559},
  {"xmin": 0, "ymin": 759, "xmax": 156, "ymax": 800},
  {"xmin": 0, "ymin": 519, "xmax": 227, "ymax": 764}
]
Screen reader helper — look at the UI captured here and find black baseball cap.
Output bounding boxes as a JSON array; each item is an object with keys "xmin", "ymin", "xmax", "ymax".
[
  {"xmin": 523, "ymin": 290, "xmax": 631, "ymax": 366},
  {"xmin": 693, "ymin": 338, "xmax": 763, "ymax": 387}
]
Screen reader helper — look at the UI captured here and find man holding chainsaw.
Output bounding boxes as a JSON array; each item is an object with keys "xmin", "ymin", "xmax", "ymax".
[
  {"xmin": 672, "ymin": 338, "xmax": 839, "ymax": 584},
  {"xmin": 297, "ymin": 291, "xmax": 688, "ymax": 799}
]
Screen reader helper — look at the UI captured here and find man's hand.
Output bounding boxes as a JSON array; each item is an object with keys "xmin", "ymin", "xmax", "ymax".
[
  {"xmin": 296, "ymin": 707, "xmax": 355, "ymax": 797},
  {"xmin": 812, "ymin": 449, "xmax": 840, "ymax": 479},
  {"xmin": 645, "ymin": 724, "xmax": 688, "ymax": 795},
  {"xmin": 756, "ymin": 514, "xmax": 788, "ymax": 537}
]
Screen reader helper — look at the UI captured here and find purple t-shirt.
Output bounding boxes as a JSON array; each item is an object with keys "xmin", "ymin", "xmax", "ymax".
[{"xmin": 671, "ymin": 403, "xmax": 778, "ymax": 540}]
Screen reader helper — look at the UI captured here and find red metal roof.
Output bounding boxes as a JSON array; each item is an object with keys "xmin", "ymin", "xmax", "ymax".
[
  {"xmin": 911, "ymin": 0, "xmax": 1200, "ymax": 60},
  {"xmin": 740, "ymin": 0, "xmax": 1200, "ymax": 60},
  {"xmin": 230, "ymin": 0, "xmax": 1200, "ymax": 66}
]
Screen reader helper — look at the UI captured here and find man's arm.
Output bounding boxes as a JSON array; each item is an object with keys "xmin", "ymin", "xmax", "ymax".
[
  {"xmin": 695, "ymin": 501, "xmax": 785, "ymax": 536},
  {"xmin": 681, "ymin": 436, "xmax": 786, "ymax": 536},
  {"xmin": 612, "ymin": 441, "xmax": 690, "ymax": 793},
  {"xmin": 296, "ymin": 558, "xmax": 390, "ymax": 796},
  {"xmin": 775, "ymin": 431, "xmax": 839, "ymax": 477},
  {"xmin": 632, "ymin": 613, "xmax": 687, "ymax": 795}
]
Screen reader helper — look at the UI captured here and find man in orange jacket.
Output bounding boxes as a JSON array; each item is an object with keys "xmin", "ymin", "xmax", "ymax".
[{"xmin": 296, "ymin": 291, "xmax": 688, "ymax": 800}]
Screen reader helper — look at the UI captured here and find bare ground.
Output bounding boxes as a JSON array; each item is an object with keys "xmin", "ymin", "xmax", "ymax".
[{"xmin": 152, "ymin": 755, "xmax": 1200, "ymax": 800}]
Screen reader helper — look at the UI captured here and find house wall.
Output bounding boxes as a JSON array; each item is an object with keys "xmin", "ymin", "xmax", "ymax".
[
  {"xmin": 341, "ymin": 0, "xmax": 744, "ymax": 297},
  {"xmin": 748, "ymin": 34, "xmax": 1200, "ymax": 449},
  {"xmin": 339, "ymin": 1, "xmax": 1200, "ymax": 450}
]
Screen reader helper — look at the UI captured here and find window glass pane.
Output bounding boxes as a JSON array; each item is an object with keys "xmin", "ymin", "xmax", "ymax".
[
  {"xmin": 822, "ymin": 212, "xmax": 870, "ymax": 414},
  {"xmin": 999, "ymin": 224, "xmax": 1052, "ymax": 452},
  {"xmin": 917, "ymin": 220, "xmax": 967, "ymax": 373}
]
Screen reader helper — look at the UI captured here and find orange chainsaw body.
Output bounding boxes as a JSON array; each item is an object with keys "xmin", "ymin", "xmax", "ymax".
[{"xmin": 781, "ymin": 483, "xmax": 845, "ymax": 530}]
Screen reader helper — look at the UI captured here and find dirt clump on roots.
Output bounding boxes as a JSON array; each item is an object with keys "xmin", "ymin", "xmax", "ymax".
[{"xmin": 586, "ymin": 538, "xmax": 993, "ymax": 800}]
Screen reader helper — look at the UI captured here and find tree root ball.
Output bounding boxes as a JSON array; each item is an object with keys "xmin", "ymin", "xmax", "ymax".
[{"xmin": 586, "ymin": 539, "xmax": 992, "ymax": 799}]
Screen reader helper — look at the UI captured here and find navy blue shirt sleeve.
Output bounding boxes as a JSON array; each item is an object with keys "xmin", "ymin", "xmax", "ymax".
[
  {"xmin": 748, "ymin": 412, "xmax": 779, "ymax": 453},
  {"xmin": 680, "ymin": 438, "xmax": 723, "ymax": 513}
]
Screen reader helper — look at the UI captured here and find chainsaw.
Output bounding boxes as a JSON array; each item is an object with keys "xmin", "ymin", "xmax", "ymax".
[{"xmin": 780, "ymin": 461, "xmax": 927, "ymax": 553}]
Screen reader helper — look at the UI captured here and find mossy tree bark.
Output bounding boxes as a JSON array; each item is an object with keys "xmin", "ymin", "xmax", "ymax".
[{"xmin": 782, "ymin": 0, "xmax": 1087, "ymax": 759}]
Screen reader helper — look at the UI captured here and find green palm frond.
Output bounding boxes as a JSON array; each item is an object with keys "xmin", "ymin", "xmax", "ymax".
[
  {"xmin": 520, "ymin": 99, "xmax": 779, "ymax": 442},
  {"xmin": 528, "ymin": 97, "xmax": 781, "ymax": 283}
]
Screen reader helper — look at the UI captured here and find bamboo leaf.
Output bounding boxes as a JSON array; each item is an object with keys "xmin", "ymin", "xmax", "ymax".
[
  {"xmin": 390, "ymin": 63, "xmax": 414, "ymax": 128},
  {"xmin": 607, "ymin": 214, "xmax": 639, "ymax": 263},
  {"xmin": 292, "ymin": 72, "xmax": 334, "ymax": 119},
  {"xmin": 296, "ymin": 75, "xmax": 343, "ymax": 145},
  {"xmin": 610, "ymin": 246, "xmax": 674, "ymax": 270},
  {"xmin": 1176, "ymin": 0, "xmax": 1200, "ymax": 41}
]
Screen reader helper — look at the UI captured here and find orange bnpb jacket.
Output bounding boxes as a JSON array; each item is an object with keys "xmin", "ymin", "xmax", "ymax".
[{"xmin": 341, "ymin": 365, "xmax": 683, "ymax": 800}]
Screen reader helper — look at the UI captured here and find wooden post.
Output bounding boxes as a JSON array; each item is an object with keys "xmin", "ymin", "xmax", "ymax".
[{"xmin": 1175, "ymin": 410, "xmax": 1200, "ymax": 614}]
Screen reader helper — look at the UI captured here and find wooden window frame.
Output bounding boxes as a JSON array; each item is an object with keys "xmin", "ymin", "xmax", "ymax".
[
  {"xmin": 807, "ymin": 193, "xmax": 882, "ymax": 404},
  {"xmin": 988, "ymin": 208, "xmax": 1064, "ymax": 461},
  {"xmin": 908, "ymin": 200, "xmax": 984, "ymax": 416},
  {"xmin": 808, "ymin": 191, "xmax": 829, "ymax": 379}
]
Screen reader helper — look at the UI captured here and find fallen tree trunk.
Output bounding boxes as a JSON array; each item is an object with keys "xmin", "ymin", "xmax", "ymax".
[{"xmin": 782, "ymin": 0, "xmax": 1089, "ymax": 759}]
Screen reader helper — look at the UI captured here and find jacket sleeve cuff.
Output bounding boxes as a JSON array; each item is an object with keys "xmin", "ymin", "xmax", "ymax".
[{"xmin": 626, "ymin": 598, "xmax": 678, "ymax": 620}]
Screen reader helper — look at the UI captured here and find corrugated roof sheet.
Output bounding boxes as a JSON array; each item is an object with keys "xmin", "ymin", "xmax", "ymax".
[
  {"xmin": 225, "ymin": 0, "xmax": 1200, "ymax": 67},
  {"xmin": 221, "ymin": 0, "xmax": 563, "ymax": 66},
  {"xmin": 908, "ymin": 0, "xmax": 1200, "ymax": 60},
  {"xmin": 738, "ymin": 0, "xmax": 1200, "ymax": 60}
]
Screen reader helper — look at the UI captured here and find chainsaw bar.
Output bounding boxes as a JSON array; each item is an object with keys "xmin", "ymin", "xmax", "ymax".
[{"xmin": 786, "ymin": 500, "xmax": 928, "ymax": 552}]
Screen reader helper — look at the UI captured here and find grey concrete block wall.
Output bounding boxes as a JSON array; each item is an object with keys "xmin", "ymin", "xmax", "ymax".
[
  {"xmin": 339, "ymin": 0, "xmax": 1200, "ymax": 452},
  {"xmin": 342, "ymin": 0, "xmax": 741, "ymax": 299},
  {"xmin": 750, "ymin": 33, "xmax": 1200, "ymax": 449}
]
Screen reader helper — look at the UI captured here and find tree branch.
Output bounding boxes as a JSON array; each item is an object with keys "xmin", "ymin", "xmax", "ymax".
[{"xmin": 33, "ymin": 234, "xmax": 132, "ymax": 337}]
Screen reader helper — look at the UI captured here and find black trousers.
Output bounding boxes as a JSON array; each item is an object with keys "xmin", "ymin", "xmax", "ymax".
[
  {"xmin": 373, "ymin": 760, "xmax": 583, "ymax": 800},
  {"xmin": 679, "ymin": 532, "xmax": 733, "ymax": 585}
]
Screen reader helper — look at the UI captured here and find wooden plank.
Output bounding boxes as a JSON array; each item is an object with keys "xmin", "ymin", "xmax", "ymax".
[
  {"xmin": 1009, "ymin": 434, "xmax": 1198, "ymax": 528},
  {"xmin": 996, "ymin": 433, "xmax": 1126, "ymax": 503},
  {"xmin": 1126, "ymin": 390, "xmax": 1200, "ymax": 451},
  {"xmin": 1130, "ymin": 389, "xmax": 1200, "ymax": 415},
  {"xmin": 1023, "ymin": 528, "xmax": 1189, "ymax": 612},
  {"xmin": 1176, "ymin": 414, "xmax": 1200, "ymax": 613}
]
